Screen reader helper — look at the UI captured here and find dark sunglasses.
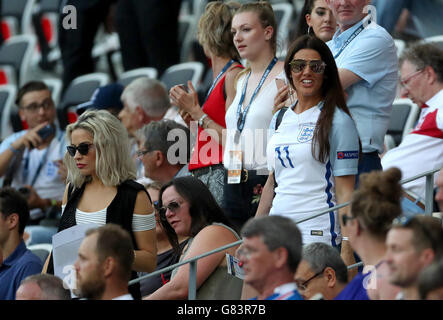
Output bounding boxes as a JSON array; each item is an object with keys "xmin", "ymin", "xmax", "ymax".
[
  {"xmin": 289, "ymin": 59, "xmax": 327, "ymax": 74},
  {"xmin": 342, "ymin": 214, "xmax": 356, "ymax": 226},
  {"xmin": 67, "ymin": 143, "xmax": 93, "ymax": 157},
  {"xmin": 158, "ymin": 201, "xmax": 181, "ymax": 214}
]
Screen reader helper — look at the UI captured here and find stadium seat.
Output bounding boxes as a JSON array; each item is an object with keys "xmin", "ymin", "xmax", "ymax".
[
  {"xmin": 386, "ymin": 98, "xmax": 420, "ymax": 147},
  {"xmin": 39, "ymin": 0, "xmax": 62, "ymax": 48},
  {"xmin": 0, "ymin": 84, "xmax": 17, "ymax": 141},
  {"xmin": 27, "ymin": 243, "xmax": 52, "ymax": 265},
  {"xmin": 178, "ymin": 14, "xmax": 197, "ymax": 63},
  {"xmin": 58, "ymin": 73, "xmax": 110, "ymax": 129},
  {"xmin": 43, "ymin": 78, "xmax": 63, "ymax": 107},
  {"xmin": 422, "ymin": 35, "xmax": 443, "ymax": 50},
  {"xmin": 0, "ymin": 34, "xmax": 36, "ymax": 86},
  {"xmin": 117, "ymin": 67, "xmax": 158, "ymax": 87},
  {"xmin": 160, "ymin": 61, "xmax": 204, "ymax": 91},
  {"xmin": 384, "ymin": 134, "xmax": 396, "ymax": 152}
]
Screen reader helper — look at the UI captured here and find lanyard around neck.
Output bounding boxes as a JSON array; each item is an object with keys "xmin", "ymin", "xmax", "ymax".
[
  {"xmin": 203, "ymin": 59, "xmax": 237, "ymax": 106},
  {"xmin": 23, "ymin": 129, "xmax": 63, "ymax": 187},
  {"xmin": 236, "ymin": 57, "xmax": 278, "ymax": 133}
]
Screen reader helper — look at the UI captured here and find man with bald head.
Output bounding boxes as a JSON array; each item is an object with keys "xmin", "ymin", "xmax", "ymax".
[{"xmin": 16, "ymin": 274, "xmax": 70, "ymax": 300}]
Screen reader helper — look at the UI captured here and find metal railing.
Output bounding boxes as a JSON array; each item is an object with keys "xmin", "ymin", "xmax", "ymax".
[{"xmin": 131, "ymin": 167, "xmax": 441, "ymax": 299}]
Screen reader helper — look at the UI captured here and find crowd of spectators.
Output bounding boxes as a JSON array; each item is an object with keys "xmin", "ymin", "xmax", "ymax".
[{"xmin": 0, "ymin": 0, "xmax": 442, "ymax": 301}]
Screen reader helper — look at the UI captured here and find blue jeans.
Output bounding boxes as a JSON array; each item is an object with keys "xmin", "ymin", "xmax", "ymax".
[
  {"xmin": 401, "ymin": 196, "xmax": 425, "ymax": 216},
  {"xmin": 372, "ymin": 0, "xmax": 443, "ymax": 38}
]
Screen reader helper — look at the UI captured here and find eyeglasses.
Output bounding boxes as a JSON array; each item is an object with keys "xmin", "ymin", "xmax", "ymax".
[
  {"xmin": 158, "ymin": 201, "xmax": 181, "ymax": 214},
  {"xmin": 289, "ymin": 59, "xmax": 327, "ymax": 74},
  {"xmin": 66, "ymin": 143, "xmax": 93, "ymax": 157},
  {"xmin": 399, "ymin": 69, "xmax": 423, "ymax": 89},
  {"xmin": 296, "ymin": 269, "xmax": 325, "ymax": 291},
  {"xmin": 342, "ymin": 214, "xmax": 356, "ymax": 226},
  {"xmin": 21, "ymin": 99, "xmax": 54, "ymax": 112}
]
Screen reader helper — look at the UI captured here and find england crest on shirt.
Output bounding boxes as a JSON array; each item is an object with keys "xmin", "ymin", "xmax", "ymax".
[{"xmin": 297, "ymin": 124, "xmax": 315, "ymax": 143}]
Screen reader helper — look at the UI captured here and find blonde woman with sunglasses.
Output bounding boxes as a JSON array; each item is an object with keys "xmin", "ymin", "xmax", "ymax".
[{"xmin": 44, "ymin": 110, "xmax": 157, "ymax": 300}]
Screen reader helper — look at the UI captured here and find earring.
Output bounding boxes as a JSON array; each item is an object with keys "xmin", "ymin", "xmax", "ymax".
[{"xmin": 307, "ymin": 26, "xmax": 311, "ymax": 35}]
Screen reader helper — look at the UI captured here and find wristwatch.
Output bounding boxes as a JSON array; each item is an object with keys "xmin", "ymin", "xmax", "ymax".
[{"xmin": 198, "ymin": 114, "xmax": 208, "ymax": 127}]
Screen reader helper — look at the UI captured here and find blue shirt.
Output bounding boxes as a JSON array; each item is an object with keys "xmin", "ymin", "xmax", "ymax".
[
  {"xmin": 334, "ymin": 272, "xmax": 370, "ymax": 300},
  {"xmin": 327, "ymin": 18, "xmax": 398, "ymax": 154},
  {"xmin": 0, "ymin": 128, "xmax": 67, "ymax": 203},
  {"xmin": 0, "ymin": 241, "xmax": 43, "ymax": 300}
]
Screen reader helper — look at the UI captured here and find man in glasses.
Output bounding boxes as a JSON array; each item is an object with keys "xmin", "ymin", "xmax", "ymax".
[
  {"xmin": 139, "ymin": 120, "xmax": 191, "ymax": 184},
  {"xmin": 382, "ymin": 43, "xmax": 443, "ymax": 214},
  {"xmin": 295, "ymin": 242, "xmax": 348, "ymax": 300},
  {"xmin": 325, "ymin": 0, "xmax": 398, "ymax": 179},
  {"xmin": 238, "ymin": 216, "xmax": 303, "ymax": 300},
  {"xmin": 0, "ymin": 81, "xmax": 66, "ymax": 226},
  {"xmin": 385, "ymin": 215, "xmax": 443, "ymax": 300}
]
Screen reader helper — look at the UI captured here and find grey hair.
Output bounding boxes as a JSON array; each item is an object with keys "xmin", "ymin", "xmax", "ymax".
[
  {"xmin": 241, "ymin": 216, "xmax": 302, "ymax": 272},
  {"xmin": 20, "ymin": 274, "xmax": 71, "ymax": 300},
  {"xmin": 302, "ymin": 242, "xmax": 348, "ymax": 284},
  {"xmin": 121, "ymin": 77, "xmax": 170, "ymax": 118},
  {"xmin": 400, "ymin": 42, "xmax": 443, "ymax": 82},
  {"xmin": 141, "ymin": 119, "xmax": 191, "ymax": 163},
  {"xmin": 65, "ymin": 110, "xmax": 136, "ymax": 188}
]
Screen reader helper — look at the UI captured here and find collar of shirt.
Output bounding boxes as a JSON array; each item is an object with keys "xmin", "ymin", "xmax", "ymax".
[
  {"xmin": 112, "ymin": 293, "xmax": 133, "ymax": 300},
  {"xmin": 330, "ymin": 17, "xmax": 367, "ymax": 50},
  {"xmin": 2, "ymin": 240, "xmax": 27, "ymax": 267},
  {"xmin": 273, "ymin": 282, "xmax": 298, "ymax": 296}
]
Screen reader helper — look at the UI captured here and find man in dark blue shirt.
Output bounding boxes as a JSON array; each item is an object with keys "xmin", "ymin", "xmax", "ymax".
[{"xmin": 0, "ymin": 187, "xmax": 42, "ymax": 300}]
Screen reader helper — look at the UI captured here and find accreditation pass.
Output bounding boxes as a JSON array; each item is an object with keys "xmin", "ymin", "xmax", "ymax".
[{"xmin": 227, "ymin": 150, "xmax": 242, "ymax": 184}]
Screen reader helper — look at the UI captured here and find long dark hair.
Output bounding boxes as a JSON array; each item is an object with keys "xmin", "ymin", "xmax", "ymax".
[
  {"xmin": 293, "ymin": 0, "xmax": 317, "ymax": 41},
  {"xmin": 158, "ymin": 176, "xmax": 235, "ymax": 251},
  {"xmin": 284, "ymin": 35, "xmax": 352, "ymax": 163}
]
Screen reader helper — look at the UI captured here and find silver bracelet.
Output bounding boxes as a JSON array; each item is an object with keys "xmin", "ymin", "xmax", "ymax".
[{"xmin": 342, "ymin": 237, "xmax": 349, "ymax": 241}]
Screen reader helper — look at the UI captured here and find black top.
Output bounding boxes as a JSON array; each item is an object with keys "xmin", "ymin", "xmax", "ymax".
[{"xmin": 139, "ymin": 239, "xmax": 189, "ymax": 297}]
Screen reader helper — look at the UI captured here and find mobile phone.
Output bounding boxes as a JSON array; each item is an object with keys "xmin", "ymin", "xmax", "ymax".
[
  {"xmin": 29, "ymin": 124, "xmax": 55, "ymax": 149},
  {"xmin": 37, "ymin": 124, "xmax": 55, "ymax": 140}
]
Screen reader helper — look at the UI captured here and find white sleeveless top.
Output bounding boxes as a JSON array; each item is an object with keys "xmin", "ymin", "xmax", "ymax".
[
  {"xmin": 61, "ymin": 205, "xmax": 155, "ymax": 232},
  {"xmin": 224, "ymin": 70, "xmax": 286, "ymax": 171}
]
